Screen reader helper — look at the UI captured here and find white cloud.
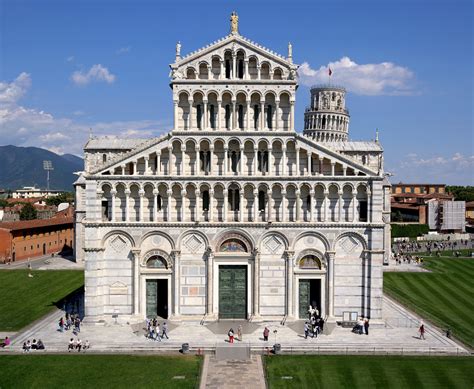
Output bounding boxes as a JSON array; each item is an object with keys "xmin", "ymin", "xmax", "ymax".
[
  {"xmin": 66, "ymin": 56, "xmax": 75, "ymax": 62},
  {"xmin": 71, "ymin": 64, "xmax": 116, "ymax": 86},
  {"xmin": 0, "ymin": 73, "xmax": 170, "ymax": 155},
  {"xmin": 116, "ymin": 46, "xmax": 131, "ymax": 54},
  {"xmin": 389, "ymin": 153, "xmax": 474, "ymax": 185},
  {"xmin": 298, "ymin": 57, "xmax": 415, "ymax": 95}
]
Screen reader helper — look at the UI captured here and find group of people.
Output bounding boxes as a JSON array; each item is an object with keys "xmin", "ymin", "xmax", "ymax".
[
  {"xmin": 393, "ymin": 253, "xmax": 424, "ymax": 265},
  {"xmin": 227, "ymin": 325, "xmax": 243, "ymax": 343},
  {"xmin": 145, "ymin": 318, "xmax": 169, "ymax": 341},
  {"xmin": 352, "ymin": 317, "xmax": 370, "ymax": 335},
  {"xmin": 58, "ymin": 313, "xmax": 81, "ymax": 334},
  {"xmin": 68, "ymin": 338, "xmax": 90, "ymax": 352},
  {"xmin": 22, "ymin": 339, "xmax": 45, "ymax": 352},
  {"xmin": 304, "ymin": 305, "xmax": 325, "ymax": 339}
]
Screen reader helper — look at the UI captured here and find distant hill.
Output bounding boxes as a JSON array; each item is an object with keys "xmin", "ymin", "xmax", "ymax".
[{"xmin": 0, "ymin": 145, "xmax": 84, "ymax": 191}]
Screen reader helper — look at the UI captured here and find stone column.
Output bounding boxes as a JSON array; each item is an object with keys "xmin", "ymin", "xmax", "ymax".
[
  {"xmin": 310, "ymin": 190, "xmax": 315, "ymax": 222},
  {"xmin": 253, "ymin": 189, "xmax": 259, "ymax": 222},
  {"xmin": 352, "ymin": 193, "xmax": 357, "ymax": 222},
  {"xmin": 181, "ymin": 189, "xmax": 186, "ymax": 222},
  {"xmin": 282, "ymin": 146, "xmax": 286, "ymax": 176},
  {"xmin": 267, "ymin": 189, "xmax": 272, "ymax": 222},
  {"xmin": 327, "ymin": 252, "xmax": 335, "ymax": 318},
  {"xmin": 282, "ymin": 191, "xmax": 287, "ymax": 222},
  {"xmin": 219, "ymin": 60, "xmax": 224, "ymax": 80},
  {"xmin": 197, "ymin": 191, "xmax": 202, "ymax": 222},
  {"xmin": 307, "ymin": 152, "xmax": 311, "ymax": 175},
  {"xmin": 260, "ymin": 101, "xmax": 265, "ymax": 130},
  {"xmin": 367, "ymin": 187, "xmax": 372, "ymax": 223},
  {"xmin": 285, "ymin": 251, "xmax": 295, "ymax": 317},
  {"xmin": 323, "ymin": 190, "xmax": 328, "ymax": 222},
  {"xmin": 195, "ymin": 145, "xmax": 200, "ymax": 174},
  {"xmin": 239, "ymin": 148, "xmax": 244, "ymax": 174},
  {"xmin": 257, "ymin": 65, "xmax": 261, "ymax": 79},
  {"xmin": 253, "ymin": 249, "xmax": 260, "ymax": 317},
  {"xmin": 295, "ymin": 147, "xmax": 300, "ymax": 176},
  {"xmin": 275, "ymin": 100, "xmax": 280, "ymax": 131},
  {"xmin": 232, "ymin": 53, "xmax": 236, "ymax": 78},
  {"xmin": 156, "ymin": 151, "xmax": 161, "ymax": 175},
  {"xmin": 189, "ymin": 101, "xmax": 193, "ymax": 130},
  {"xmin": 239, "ymin": 190, "xmax": 244, "ymax": 222},
  {"xmin": 121, "ymin": 165, "xmax": 125, "ymax": 175},
  {"xmin": 209, "ymin": 189, "xmax": 214, "ymax": 222},
  {"xmin": 133, "ymin": 161, "xmax": 137, "ymax": 175},
  {"xmin": 144, "ymin": 157, "xmax": 149, "ymax": 175},
  {"xmin": 223, "ymin": 189, "xmax": 228, "ymax": 222},
  {"xmin": 217, "ymin": 101, "xmax": 222, "ymax": 131},
  {"xmin": 203, "ymin": 100, "xmax": 208, "ymax": 130},
  {"xmin": 224, "ymin": 147, "xmax": 228, "ymax": 176},
  {"xmin": 295, "ymin": 190, "xmax": 300, "ymax": 222},
  {"xmin": 131, "ymin": 248, "xmax": 141, "ymax": 316},
  {"xmin": 232, "ymin": 100, "xmax": 237, "ymax": 130},
  {"xmin": 343, "ymin": 166, "xmax": 347, "ymax": 176},
  {"xmin": 290, "ymin": 101, "xmax": 295, "ymax": 131},
  {"xmin": 331, "ymin": 162, "xmax": 335, "ymax": 176},
  {"xmin": 138, "ymin": 189, "xmax": 145, "ymax": 222},
  {"xmin": 172, "ymin": 250, "xmax": 181, "ymax": 317},
  {"xmin": 168, "ymin": 146, "xmax": 173, "ymax": 175},
  {"xmin": 166, "ymin": 189, "xmax": 172, "ymax": 222},
  {"xmin": 246, "ymin": 101, "xmax": 251, "ymax": 130},
  {"xmin": 210, "ymin": 145, "xmax": 215, "ymax": 175},
  {"xmin": 244, "ymin": 59, "xmax": 249, "ymax": 79},
  {"xmin": 268, "ymin": 147, "xmax": 273, "ymax": 176},
  {"xmin": 206, "ymin": 249, "xmax": 214, "ymax": 315},
  {"xmin": 125, "ymin": 189, "xmax": 131, "ymax": 222},
  {"xmin": 338, "ymin": 191, "xmax": 343, "ymax": 222},
  {"xmin": 110, "ymin": 190, "xmax": 117, "ymax": 222},
  {"xmin": 153, "ymin": 189, "xmax": 158, "ymax": 222},
  {"xmin": 173, "ymin": 100, "xmax": 178, "ymax": 130},
  {"xmin": 254, "ymin": 148, "xmax": 258, "ymax": 175}
]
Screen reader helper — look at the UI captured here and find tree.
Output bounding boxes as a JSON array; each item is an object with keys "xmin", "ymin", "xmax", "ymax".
[
  {"xmin": 0, "ymin": 199, "xmax": 8, "ymax": 208},
  {"xmin": 45, "ymin": 192, "xmax": 74, "ymax": 206},
  {"xmin": 19, "ymin": 203, "xmax": 37, "ymax": 220},
  {"xmin": 446, "ymin": 186, "xmax": 474, "ymax": 202}
]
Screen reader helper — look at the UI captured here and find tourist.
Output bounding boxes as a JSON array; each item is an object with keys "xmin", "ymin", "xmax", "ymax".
[
  {"xmin": 58, "ymin": 317, "xmax": 64, "ymax": 332},
  {"xmin": 161, "ymin": 322, "xmax": 169, "ymax": 339},
  {"xmin": 307, "ymin": 305, "xmax": 315, "ymax": 320},
  {"xmin": 357, "ymin": 317, "xmax": 364, "ymax": 335},
  {"xmin": 312, "ymin": 323, "xmax": 319, "ymax": 338},
  {"xmin": 419, "ymin": 322, "xmax": 426, "ymax": 340},
  {"xmin": 155, "ymin": 323, "xmax": 161, "ymax": 342},
  {"xmin": 228, "ymin": 328, "xmax": 234, "ymax": 343},
  {"xmin": 68, "ymin": 338, "xmax": 75, "ymax": 352},
  {"xmin": 31, "ymin": 339, "xmax": 38, "ymax": 350},
  {"xmin": 237, "ymin": 325, "xmax": 243, "ymax": 341},
  {"xmin": 83, "ymin": 339, "xmax": 90, "ymax": 351},
  {"xmin": 22, "ymin": 342, "xmax": 29, "ymax": 353},
  {"xmin": 0, "ymin": 336, "xmax": 11, "ymax": 348},
  {"xmin": 74, "ymin": 316, "xmax": 81, "ymax": 333},
  {"xmin": 263, "ymin": 326, "xmax": 270, "ymax": 341},
  {"xmin": 66, "ymin": 315, "xmax": 72, "ymax": 331},
  {"xmin": 304, "ymin": 322, "xmax": 309, "ymax": 339},
  {"xmin": 76, "ymin": 338, "xmax": 82, "ymax": 352},
  {"xmin": 37, "ymin": 339, "xmax": 45, "ymax": 350}
]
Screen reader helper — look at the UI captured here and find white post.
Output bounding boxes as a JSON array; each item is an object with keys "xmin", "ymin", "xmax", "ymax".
[
  {"xmin": 232, "ymin": 101, "xmax": 237, "ymax": 130},
  {"xmin": 181, "ymin": 189, "xmax": 186, "ymax": 222},
  {"xmin": 338, "ymin": 191, "xmax": 343, "ymax": 222},
  {"xmin": 267, "ymin": 190, "xmax": 272, "ymax": 222},
  {"xmin": 195, "ymin": 145, "xmax": 200, "ymax": 175},
  {"xmin": 260, "ymin": 101, "xmax": 265, "ymax": 130},
  {"xmin": 352, "ymin": 193, "xmax": 357, "ymax": 222},
  {"xmin": 138, "ymin": 190, "xmax": 144, "ymax": 222},
  {"xmin": 168, "ymin": 146, "xmax": 173, "ymax": 175},
  {"xmin": 207, "ymin": 251, "xmax": 214, "ymax": 315},
  {"xmin": 268, "ymin": 148, "xmax": 273, "ymax": 176},
  {"xmin": 223, "ymin": 189, "xmax": 228, "ymax": 222},
  {"xmin": 209, "ymin": 189, "xmax": 214, "ymax": 222},
  {"xmin": 173, "ymin": 100, "xmax": 178, "ymax": 130},
  {"xmin": 111, "ymin": 190, "xmax": 116, "ymax": 222},
  {"xmin": 290, "ymin": 101, "xmax": 295, "ymax": 131},
  {"xmin": 282, "ymin": 146, "xmax": 286, "ymax": 176},
  {"xmin": 210, "ymin": 145, "xmax": 215, "ymax": 175},
  {"xmin": 296, "ymin": 147, "xmax": 300, "ymax": 176},
  {"xmin": 166, "ymin": 189, "xmax": 172, "ymax": 222},
  {"xmin": 203, "ymin": 100, "xmax": 208, "ymax": 130},
  {"xmin": 323, "ymin": 191, "xmax": 328, "ymax": 222},
  {"xmin": 144, "ymin": 157, "xmax": 149, "ymax": 175},
  {"xmin": 224, "ymin": 147, "xmax": 228, "ymax": 176},
  {"xmin": 295, "ymin": 190, "xmax": 300, "ymax": 222},
  {"xmin": 310, "ymin": 190, "xmax": 315, "ymax": 222},
  {"xmin": 282, "ymin": 191, "xmax": 287, "ymax": 222},
  {"xmin": 253, "ymin": 249, "xmax": 260, "ymax": 317},
  {"xmin": 275, "ymin": 100, "xmax": 280, "ymax": 131},
  {"xmin": 217, "ymin": 101, "xmax": 222, "ymax": 131},
  {"xmin": 239, "ymin": 148, "xmax": 244, "ymax": 174},
  {"xmin": 153, "ymin": 189, "xmax": 158, "ymax": 222},
  {"xmin": 239, "ymin": 191, "xmax": 244, "ymax": 222},
  {"xmin": 253, "ymin": 190, "xmax": 259, "ymax": 222},
  {"xmin": 156, "ymin": 152, "xmax": 161, "ymax": 175},
  {"xmin": 328, "ymin": 252, "xmax": 335, "ymax": 317},
  {"xmin": 254, "ymin": 148, "xmax": 258, "ymax": 175},
  {"xmin": 246, "ymin": 101, "xmax": 251, "ymax": 131}
]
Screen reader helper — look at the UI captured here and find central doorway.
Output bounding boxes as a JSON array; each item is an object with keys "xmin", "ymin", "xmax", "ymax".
[
  {"xmin": 218, "ymin": 265, "xmax": 247, "ymax": 319},
  {"xmin": 299, "ymin": 279, "xmax": 321, "ymax": 319},
  {"xmin": 146, "ymin": 279, "xmax": 168, "ymax": 318}
]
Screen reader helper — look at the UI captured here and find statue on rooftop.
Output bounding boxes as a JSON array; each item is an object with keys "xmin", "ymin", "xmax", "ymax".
[{"xmin": 230, "ymin": 11, "xmax": 239, "ymax": 35}]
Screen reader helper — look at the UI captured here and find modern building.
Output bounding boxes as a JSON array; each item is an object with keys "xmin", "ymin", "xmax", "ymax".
[
  {"xmin": 75, "ymin": 13, "xmax": 391, "ymax": 324},
  {"xmin": 391, "ymin": 192, "xmax": 453, "ymax": 224},
  {"xmin": 391, "ymin": 183, "xmax": 446, "ymax": 195},
  {"xmin": 12, "ymin": 186, "xmax": 64, "ymax": 199},
  {"xmin": 427, "ymin": 200, "xmax": 466, "ymax": 232},
  {"xmin": 0, "ymin": 216, "xmax": 74, "ymax": 263}
]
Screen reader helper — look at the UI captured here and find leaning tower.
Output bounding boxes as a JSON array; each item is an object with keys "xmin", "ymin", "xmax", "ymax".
[{"xmin": 303, "ymin": 86, "xmax": 350, "ymax": 142}]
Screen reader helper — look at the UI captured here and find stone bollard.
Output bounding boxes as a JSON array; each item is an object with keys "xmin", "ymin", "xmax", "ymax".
[{"xmin": 181, "ymin": 343, "xmax": 190, "ymax": 354}]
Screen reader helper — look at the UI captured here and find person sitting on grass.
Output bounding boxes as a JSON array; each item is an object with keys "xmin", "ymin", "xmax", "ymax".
[{"xmin": 0, "ymin": 336, "xmax": 11, "ymax": 348}]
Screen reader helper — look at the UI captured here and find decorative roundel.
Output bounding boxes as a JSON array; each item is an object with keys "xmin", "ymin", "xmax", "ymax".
[{"xmin": 152, "ymin": 236, "xmax": 162, "ymax": 246}]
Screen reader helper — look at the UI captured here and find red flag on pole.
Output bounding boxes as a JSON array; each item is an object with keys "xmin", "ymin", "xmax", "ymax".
[{"xmin": 328, "ymin": 68, "xmax": 333, "ymax": 76}]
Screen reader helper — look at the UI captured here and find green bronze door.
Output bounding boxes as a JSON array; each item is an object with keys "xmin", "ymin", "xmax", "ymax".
[
  {"xmin": 299, "ymin": 279, "xmax": 311, "ymax": 319},
  {"xmin": 146, "ymin": 280, "xmax": 158, "ymax": 318},
  {"xmin": 219, "ymin": 265, "xmax": 247, "ymax": 319}
]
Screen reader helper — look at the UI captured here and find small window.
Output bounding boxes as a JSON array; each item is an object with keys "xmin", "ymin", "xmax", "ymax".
[
  {"xmin": 102, "ymin": 154, "xmax": 107, "ymax": 163},
  {"xmin": 258, "ymin": 190, "xmax": 266, "ymax": 211},
  {"xmin": 203, "ymin": 190, "xmax": 210, "ymax": 211}
]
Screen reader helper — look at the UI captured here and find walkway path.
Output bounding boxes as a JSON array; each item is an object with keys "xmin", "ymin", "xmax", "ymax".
[{"xmin": 200, "ymin": 354, "xmax": 266, "ymax": 389}]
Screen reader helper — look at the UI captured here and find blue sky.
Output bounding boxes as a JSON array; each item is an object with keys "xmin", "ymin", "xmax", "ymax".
[{"xmin": 1, "ymin": 0, "xmax": 473, "ymax": 184}]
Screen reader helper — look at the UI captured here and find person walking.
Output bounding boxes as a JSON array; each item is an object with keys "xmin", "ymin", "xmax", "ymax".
[
  {"xmin": 304, "ymin": 322, "xmax": 309, "ymax": 339},
  {"xmin": 228, "ymin": 328, "xmax": 234, "ymax": 343},
  {"xmin": 263, "ymin": 326, "xmax": 270, "ymax": 342},
  {"xmin": 161, "ymin": 322, "xmax": 169, "ymax": 339},
  {"xmin": 237, "ymin": 325, "xmax": 243, "ymax": 341},
  {"xmin": 419, "ymin": 322, "xmax": 426, "ymax": 340},
  {"xmin": 364, "ymin": 318, "xmax": 369, "ymax": 336},
  {"xmin": 155, "ymin": 323, "xmax": 161, "ymax": 342},
  {"xmin": 58, "ymin": 317, "xmax": 64, "ymax": 332}
]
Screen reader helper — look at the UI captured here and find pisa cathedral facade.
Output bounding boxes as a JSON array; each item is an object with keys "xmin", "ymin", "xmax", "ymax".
[{"xmin": 75, "ymin": 14, "xmax": 391, "ymax": 324}]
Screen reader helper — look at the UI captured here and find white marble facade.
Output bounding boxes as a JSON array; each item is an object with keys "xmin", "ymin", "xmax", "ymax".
[{"xmin": 75, "ymin": 14, "xmax": 391, "ymax": 324}]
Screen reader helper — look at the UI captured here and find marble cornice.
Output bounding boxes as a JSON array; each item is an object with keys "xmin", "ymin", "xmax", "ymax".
[
  {"xmin": 87, "ymin": 175, "xmax": 381, "ymax": 182},
  {"xmin": 82, "ymin": 221, "xmax": 386, "ymax": 229}
]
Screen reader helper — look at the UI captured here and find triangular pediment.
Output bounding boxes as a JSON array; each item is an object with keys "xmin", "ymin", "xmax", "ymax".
[{"xmin": 171, "ymin": 34, "xmax": 296, "ymax": 72}]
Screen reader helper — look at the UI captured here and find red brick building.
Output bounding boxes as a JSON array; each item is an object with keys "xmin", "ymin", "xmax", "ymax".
[{"xmin": 0, "ymin": 216, "xmax": 74, "ymax": 263}]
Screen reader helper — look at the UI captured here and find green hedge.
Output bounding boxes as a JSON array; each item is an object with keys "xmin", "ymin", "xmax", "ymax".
[{"xmin": 391, "ymin": 224, "xmax": 429, "ymax": 239}]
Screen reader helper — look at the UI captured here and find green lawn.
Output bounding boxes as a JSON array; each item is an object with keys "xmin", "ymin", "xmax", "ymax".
[
  {"xmin": 0, "ymin": 270, "xmax": 84, "ymax": 331},
  {"xmin": 0, "ymin": 355, "xmax": 201, "ymax": 388},
  {"xmin": 265, "ymin": 355, "xmax": 474, "ymax": 389},
  {"xmin": 384, "ymin": 255, "xmax": 474, "ymax": 348}
]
